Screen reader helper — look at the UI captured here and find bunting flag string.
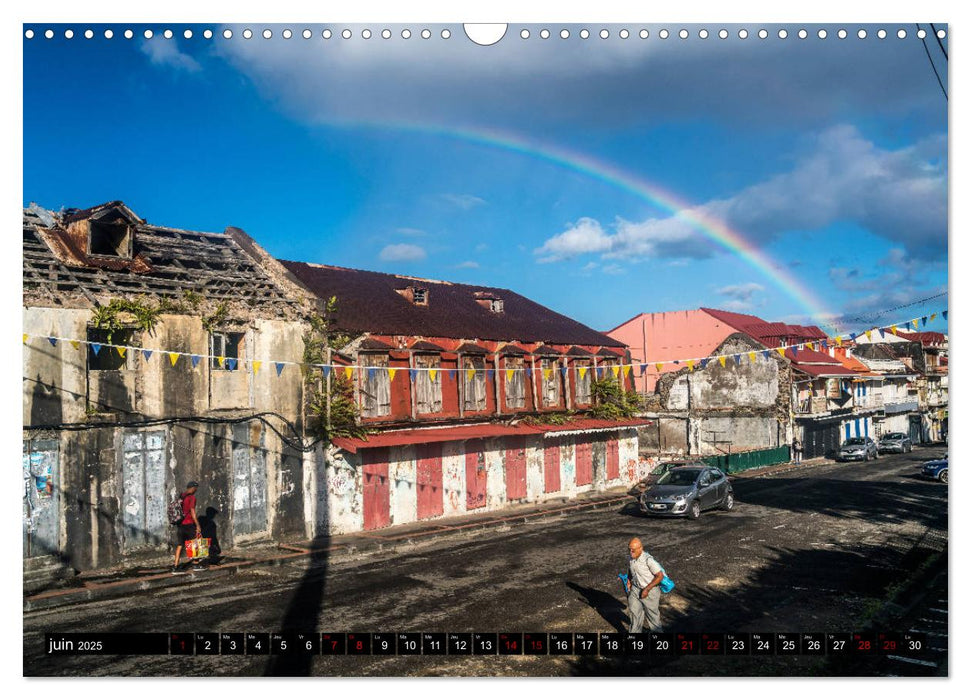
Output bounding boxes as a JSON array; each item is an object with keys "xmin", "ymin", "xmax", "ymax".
[{"xmin": 21, "ymin": 306, "xmax": 948, "ymax": 383}]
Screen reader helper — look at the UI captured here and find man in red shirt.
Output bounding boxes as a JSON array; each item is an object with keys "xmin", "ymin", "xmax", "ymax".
[{"xmin": 172, "ymin": 480, "xmax": 202, "ymax": 573}]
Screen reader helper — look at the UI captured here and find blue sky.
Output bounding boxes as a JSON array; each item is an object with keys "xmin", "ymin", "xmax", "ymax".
[{"xmin": 23, "ymin": 23, "xmax": 948, "ymax": 335}]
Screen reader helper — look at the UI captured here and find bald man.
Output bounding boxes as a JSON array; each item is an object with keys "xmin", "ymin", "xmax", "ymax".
[{"xmin": 625, "ymin": 537, "xmax": 665, "ymax": 633}]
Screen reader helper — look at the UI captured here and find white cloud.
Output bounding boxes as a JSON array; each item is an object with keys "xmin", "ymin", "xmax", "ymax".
[
  {"xmin": 535, "ymin": 217, "xmax": 613, "ymax": 262},
  {"xmin": 395, "ymin": 227, "xmax": 427, "ymax": 237},
  {"xmin": 140, "ymin": 39, "xmax": 201, "ymax": 73},
  {"xmin": 379, "ymin": 243, "xmax": 426, "ymax": 262},
  {"xmin": 602, "ymin": 264, "xmax": 626, "ymax": 275},
  {"xmin": 535, "ymin": 126, "xmax": 947, "ymax": 263},
  {"xmin": 456, "ymin": 260, "xmax": 480, "ymax": 269},
  {"xmin": 717, "ymin": 283, "xmax": 765, "ymax": 303},
  {"xmin": 441, "ymin": 193, "xmax": 486, "ymax": 210}
]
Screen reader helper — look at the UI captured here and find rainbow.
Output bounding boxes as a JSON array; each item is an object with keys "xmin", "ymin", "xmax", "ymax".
[{"xmin": 334, "ymin": 120, "xmax": 838, "ymax": 333}]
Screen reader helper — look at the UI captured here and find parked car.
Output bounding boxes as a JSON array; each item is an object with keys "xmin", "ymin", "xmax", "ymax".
[
  {"xmin": 920, "ymin": 457, "xmax": 948, "ymax": 483},
  {"xmin": 836, "ymin": 437, "xmax": 879, "ymax": 462},
  {"xmin": 638, "ymin": 466, "xmax": 734, "ymax": 519},
  {"xmin": 878, "ymin": 432, "xmax": 913, "ymax": 454},
  {"xmin": 627, "ymin": 461, "xmax": 692, "ymax": 498}
]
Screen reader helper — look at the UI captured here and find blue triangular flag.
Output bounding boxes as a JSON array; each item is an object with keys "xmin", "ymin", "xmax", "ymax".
[
  {"xmin": 699, "ymin": 358, "xmax": 709, "ymax": 369},
  {"xmin": 558, "ymin": 366, "xmax": 566, "ymax": 375},
  {"xmin": 639, "ymin": 363, "xmax": 647, "ymax": 375},
  {"xmin": 791, "ymin": 346, "xmax": 798, "ymax": 357},
  {"xmin": 275, "ymin": 362, "xmax": 285, "ymax": 377},
  {"xmin": 48, "ymin": 337, "xmax": 58, "ymax": 347},
  {"xmin": 878, "ymin": 328, "xmax": 885, "ymax": 338},
  {"xmin": 849, "ymin": 333, "xmax": 857, "ymax": 341},
  {"xmin": 142, "ymin": 349, "xmax": 153, "ymax": 361},
  {"xmin": 368, "ymin": 367, "xmax": 376, "ymax": 380},
  {"xmin": 672, "ymin": 360, "xmax": 680, "ymax": 365},
  {"xmin": 489, "ymin": 369, "xmax": 497, "ymax": 380},
  {"xmin": 921, "ymin": 316, "xmax": 928, "ymax": 327},
  {"xmin": 226, "ymin": 358, "xmax": 238, "ymax": 371},
  {"xmin": 448, "ymin": 369, "xmax": 456, "ymax": 380},
  {"xmin": 323, "ymin": 365, "xmax": 332, "ymax": 378},
  {"xmin": 190, "ymin": 355, "xmax": 201, "ymax": 368},
  {"xmin": 942, "ymin": 310, "xmax": 948, "ymax": 320},
  {"xmin": 91, "ymin": 343, "xmax": 102, "ymax": 356},
  {"xmin": 596, "ymin": 368, "xmax": 604, "ymax": 378},
  {"xmin": 525, "ymin": 368, "xmax": 532, "ymax": 378},
  {"xmin": 734, "ymin": 354, "xmax": 742, "ymax": 365},
  {"xmin": 409, "ymin": 369, "xmax": 418, "ymax": 381},
  {"xmin": 761, "ymin": 350, "xmax": 770, "ymax": 360}
]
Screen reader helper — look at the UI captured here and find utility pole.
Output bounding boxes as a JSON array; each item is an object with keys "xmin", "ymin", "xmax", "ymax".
[{"xmin": 641, "ymin": 316, "xmax": 649, "ymax": 402}]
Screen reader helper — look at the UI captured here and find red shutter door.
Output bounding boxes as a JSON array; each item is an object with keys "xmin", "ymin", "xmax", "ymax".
[
  {"xmin": 362, "ymin": 448, "xmax": 391, "ymax": 531},
  {"xmin": 576, "ymin": 440, "xmax": 593, "ymax": 486},
  {"xmin": 606, "ymin": 438, "xmax": 620, "ymax": 481},
  {"xmin": 543, "ymin": 441, "xmax": 561, "ymax": 493},
  {"xmin": 416, "ymin": 443, "xmax": 444, "ymax": 520},
  {"xmin": 465, "ymin": 439, "xmax": 488, "ymax": 510},
  {"xmin": 505, "ymin": 436, "xmax": 527, "ymax": 500}
]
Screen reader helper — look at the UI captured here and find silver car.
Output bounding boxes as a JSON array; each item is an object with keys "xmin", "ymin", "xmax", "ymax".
[
  {"xmin": 638, "ymin": 466, "xmax": 734, "ymax": 519},
  {"xmin": 878, "ymin": 432, "xmax": 913, "ymax": 454},
  {"xmin": 836, "ymin": 437, "xmax": 879, "ymax": 462}
]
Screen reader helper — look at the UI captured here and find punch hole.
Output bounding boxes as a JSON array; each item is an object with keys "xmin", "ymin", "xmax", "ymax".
[
  {"xmin": 798, "ymin": 29, "xmax": 808, "ymax": 39},
  {"xmin": 838, "ymin": 29, "xmax": 847, "ymax": 39},
  {"xmin": 143, "ymin": 29, "xmax": 153, "ymax": 39},
  {"xmin": 600, "ymin": 29, "xmax": 610, "ymax": 39},
  {"xmin": 699, "ymin": 29, "xmax": 709, "ymax": 39},
  {"xmin": 203, "ymin": 30, "xmax": 213, "ymax": 39},
  {"xmin": 817, "ymin": 29, "xmax": 827, "ymax": 39},
  {"xmin": 897, "ymin": 29, "xmax": 906, "ymax": 39},
  {"xmin": 758, "ymin": 29, "xmax": 768, "ymax": 39},
  {"xmin": 362, "ymin": 29, "xmax": 372, "ymax": 39},
  {"xmin": 441, "ymin": 28, "xmax": 451, "ymax": 39},
  {"xmin": 421, "ymin": 29, "xmax": 431, "ymax": 39},
  {"xmin": 719, "ymin": 29, "xmax": 728, "ymax": 39},
  {"xmin": 64, "ymin": 29, "xmax": 74, "ymax": 39},
  {"xmin": 560, "ymin": 29, "xmax": 570, "ymax": 39},
  {"xmin": 223, "ymin": 29, "xmax": 232, "ymax": 39},
  {"xmin": 24, "ymin": 29, "xmax": 34, "ymax": 39},
  {"xmin": 581, "ymin": 29, "xmax": 590, "ymax": 39},
  {"xmin": 382, "ymin": 29, "xmax": 391, "ymax": 39},
  {"xmin": 858, "ymin": 29, "xmax": 867, "ymax": 39},
  {"xmin": 937, "ymin": 29, "xmax": 946, "ymax": 39},
  {"xmin": 341, "ymin": 29, "xmax": 351, "ymax": 39},
  {"xmin": 323, "ymin": 29, "xmax": 332, "ymax": 39},
  {"xmin": 164, "ymin": 29, "xmax": 173, "ymax": 39},
  {"xmin": 619, "ymin": 29, "xmax": 629, "ymax": 39},
  {"xmin": 877, "ymin": 29, "xmax": 887, "ymax": 39},
  {"xmin": 658, "ymin": 29, "xmax": 668, "ymax": 39},
  {"xmin": 125, "ymin": 29, "xmax": 134, "ymax": 39},
  {"xmin": 184, "ymin": 29, "xmax": 193, "ymax": 39},
  {"xmin": 44, "ymin": 29, "xmax": 53, "ymax": 39},
  {"xmin": 540, "ymin": 29, "xmax": 550, "ymax": 39},
  {"xmin": 738, "ymin": 29, "xmax": 748, "ymax": 39},
  {"xmin": 263, "ymin": 29, "xmax": 273, "ymax": 39},
  {"xmin": 520, "ymin": 29, "xmax": 529, "ymax": 39},
  {"xmin": 917, "ymin": 29, "xmax": 926, "ymax": 39},
  {"xmin": 282, "ymin": 29, "xmax": 292, "ymax": 39},
  {"xmin": 778, "ymin": 29, "xmax": 788, "ymax": 39},
  {"xmin": 401, "ymin": 29, "xmax": 411, "ymax": 39},
  {"xmin": 679, "ymin": 29, "xmax": 688, "ymax": 39},
  {"xmin": 104, "ymin": 29, "xmax": 113, "ymax": 39},
  {"xmin": 638, "ymin": 29, "xmax": 647, "ymax": 39},
  {"xmin": 85, "ymin": 30, "xmax": 94, "ymax": 39},
  {"xmin": 242, "ymin": 28, "xmax": 253, "ymax": 39}
]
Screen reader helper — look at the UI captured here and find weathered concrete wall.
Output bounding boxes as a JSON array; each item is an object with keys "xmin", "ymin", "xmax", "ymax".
[
  {"xmin": 525, "ymin": 437, "xmax": 545, "ymax": 501},
  {"xmin": 389, "ymin": 444, "xmax": 418, "ymax": 526},
  {"xmin": 441, "ymin": 441, "xmax": 465, "ymax": 516},
  {"xmin": 692, "ymin": 415, "xmax": 782, "ymax": 453},
  {"xmin": 319, "ymin": 447, "xmax": 363, "ymax": 534},
  {"xmin": 23, "ymin": 306, "xmax": 311, "ymax": 571}
]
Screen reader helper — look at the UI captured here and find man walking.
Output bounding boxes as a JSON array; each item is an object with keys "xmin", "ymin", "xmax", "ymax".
[
  {"xmin": 172, "ymin": 480, "xmax": 203, "ymax": 573},
  {"xmin": 792, "ymin": 437, "xmax": 803, "ymax": 464},
  {"xmin": 625, "ymin": 537, "xmax": 664, "ymax": 632}
]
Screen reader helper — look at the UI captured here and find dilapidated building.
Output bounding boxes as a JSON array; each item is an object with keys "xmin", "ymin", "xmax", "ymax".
[
  {"xmin": 280, "ymin": 262, "xmax": 648, "ymax": 535},
  {"xmin": 23, "ymin": 201, "xmax": 314, "ymax": 582}
]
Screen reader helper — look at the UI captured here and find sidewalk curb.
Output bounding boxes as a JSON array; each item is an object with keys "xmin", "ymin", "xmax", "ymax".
[{"xmin": 24, "ymin": 489, "xmax": 632, "ymax": 613}]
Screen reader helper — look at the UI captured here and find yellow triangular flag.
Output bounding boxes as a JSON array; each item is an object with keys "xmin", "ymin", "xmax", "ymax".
[
  {"xmin": 835, "ymin": 336, "xmax": 842, "ymax": 345},
  {"xmin": 623, "ymin": 366, "xmax": 632, "ymax": 376},
  {"xmin": 543, "ymin": 368, "xmax": 552, "ymax": 380},
  {"xmin": 252, "ymin": 361, "xmax": 261, "ymax": 375},
  {"xmin": 217, "ymin": 356, "xmax": 225, "ymax": 368},
  {"xmin": 865, "ymin": 330, "xmax": 872, "ymax": 340},
  {"xmin": 506, "ymin": 368, "xmax": 514, "ymax": 381},
  {"xmin": 70, "ymin": 340, "xmax": 80, "ymax": 350},
  {"xmin": 117, "ymin": 346, "xmax": 126, "ymax": 358},
  {"xmin": 777, "ymin": 347, "xmax": 786, "ymax": 357},
  {"xmin": 687, "ymin": 359, "xmax": 695, "ymax": 371},
  {"xmin": 579, "ymin": 366, "xmax": 588, "ymax": 379},
  {"xmin": 168, "ymin": 352, "xmax": 180, "ymax": 366},
  {"xmin": 344, "ymin": 366, "xmax": 353, "ymax": 379},
  {"xmin": 655, "ymin": 362, "xmax": 663, "ymax": 372},
  {"xmin": 718, "ymin": 356, "xmax": 726, "ymax": 368},
  {"xmin": 930, "ymin": 313, "xmax": 937, "ymax": 322},
  {"xmin": 611, "ymin": 366, "xmax": 620, "ymax": 377},
  {"xmin": 911, "ymin": 318, "xmax": 919, "ymax": 329},
  {"xmin": 389, "ymin": 368, "xmax": 397, "ymax": 381},
  {"xmin": 889, "ymin": 325, "xmax": 898, "ymax": 336},
  {"xmin": 467, "ymin": 368, "xmax": 476, "ymax": 381},
  {"xmin": 429, "ymin": 368, "xmax": 438, "ymax": 382},
  {"xmin": 748, "ymin": 352, "xmax": 756, "ymax": 362}
]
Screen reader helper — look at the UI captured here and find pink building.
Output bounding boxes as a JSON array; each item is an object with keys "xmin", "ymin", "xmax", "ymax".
[{"xmin": 606, "ymin": 307, "xmax": 827, "ymax": 393}]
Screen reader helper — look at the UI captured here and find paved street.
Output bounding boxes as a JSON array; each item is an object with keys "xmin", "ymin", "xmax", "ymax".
[{"xmin": 24, "ymin": 447, "xmax": 948, "ymax": 677}]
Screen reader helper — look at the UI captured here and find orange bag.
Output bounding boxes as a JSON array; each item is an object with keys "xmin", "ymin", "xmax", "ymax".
[{"xmin": 183, "ymin": 537, "xmax": 210, "ymax": 559}]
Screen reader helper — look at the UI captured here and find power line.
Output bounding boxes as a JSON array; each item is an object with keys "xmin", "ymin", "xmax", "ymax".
[
  {"xmin": 836, "ymin": 290, "xmax": 948, "ymax": 326},
  {"xmin": 918, "ymin": 23, "xmax": 948, "ymax": 101}
]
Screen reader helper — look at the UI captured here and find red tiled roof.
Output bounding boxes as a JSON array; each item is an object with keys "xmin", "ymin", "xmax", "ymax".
[
  {"xmin": 331, "ymin": 418, "xmax": 652, "ymax": 453},
  {"xmin": 281, "ymin": 260, "xmax": 625, "ymax": 347},
  {"xmin": 701, "ymin": 308, "xmax": 827, "ymax": 346},
  {"xmin": 792, "ymin": 363, "xmax": 859, "ymax": 378},
  {"xmin": 897, "ymin": 330, "xmax": 947, "ymax": 346}
]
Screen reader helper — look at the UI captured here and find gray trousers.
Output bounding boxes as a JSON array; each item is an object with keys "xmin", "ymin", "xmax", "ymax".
[{"xmin": 628, "ymin": 585, "xmax": 662, "ymax": 633}]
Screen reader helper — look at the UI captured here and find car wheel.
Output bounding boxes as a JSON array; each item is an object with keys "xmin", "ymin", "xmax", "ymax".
[
  {"xmin": 864, "ymin": 452, "xmax": 870, "ymax": 462},
  {"xmin": 939, "ymin": 469, "xmax": 948, "ymax": 484},
  {"xmin": 722, "ymin": 492, "xmax": 735, "ymax": 511},
  {"xmin": 687, "ymin": 500, "xmax": 701, "ymax": 520}
]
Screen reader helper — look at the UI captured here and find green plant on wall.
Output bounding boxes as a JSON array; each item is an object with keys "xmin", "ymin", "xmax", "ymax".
[
  {"xmin": 588, "ymin": 377, "xmax": 642, "ymax": 420},
  {"xmin": 89, "ymin": 297, "xmax": 163, "ymax": 343},
  {"xmin": 302, "ymin": 297, "xmax": 367, "ymax": 440}
]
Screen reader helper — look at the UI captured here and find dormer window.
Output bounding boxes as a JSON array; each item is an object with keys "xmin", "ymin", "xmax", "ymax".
[
  {"xmin": 490, "ymin": 298, "xmax": 504, "ymax": 313},
  {"xmin": 88, "ymin": 219, "xmax": 133, "ymax": 259},
  {"xmin": 473, "ymin": 291, "xmax": 503, "ymax": 313},
  {"xmin": 395, "ymin": 286, "xmax": 429, "ymax": 306}
]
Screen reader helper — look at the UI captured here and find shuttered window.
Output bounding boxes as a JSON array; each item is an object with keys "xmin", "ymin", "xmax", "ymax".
[
  {"xmin": 575, "ymin": 362, "xmax": 592, "ymax": 404},
  {"xmin": 415, "ymin": 355, "xmax": 442, "ymax": 414},
  {"xmin": 463, "ymin": 356, "xmax": 487, "ymax": 411},
  {"xmin": 361, "ymin": 354, "xmax": 391, "ymax": 418},
  {"xmin": 504, "ymin": 357, "xmax": 526, "ymax": 409},
  {"xmin": 541, "ymin": 358, "xmax": 561, "ymax": 406}
]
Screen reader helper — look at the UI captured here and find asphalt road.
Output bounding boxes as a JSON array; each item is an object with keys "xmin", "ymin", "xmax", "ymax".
[{"xmin": 24, "ymin": 447, "xmax": 948, "ymax": 676}]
